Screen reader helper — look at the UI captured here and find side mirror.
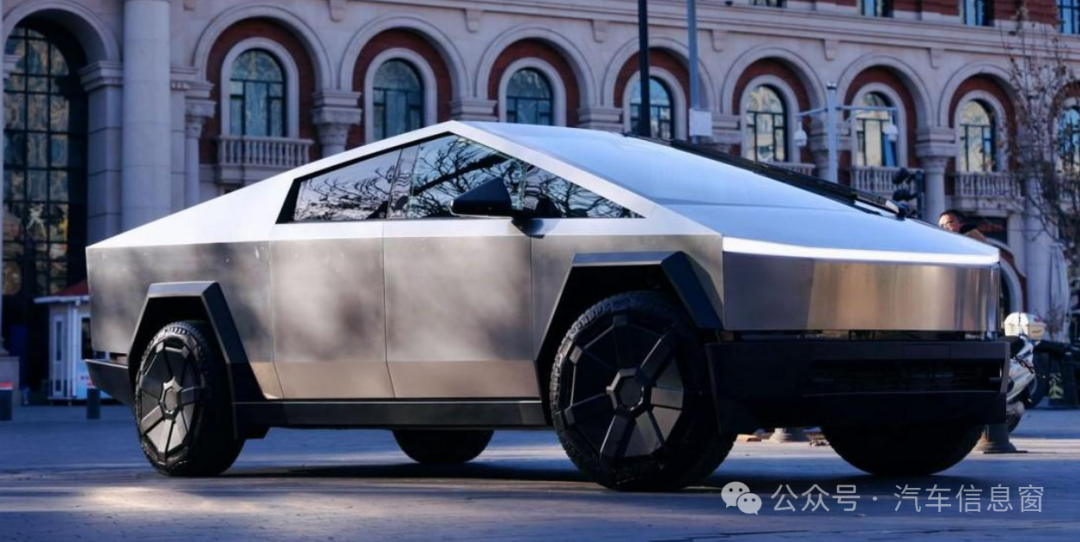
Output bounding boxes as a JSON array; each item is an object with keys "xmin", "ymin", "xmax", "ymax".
[{"xmin": 450, "ymin": 177, "xmax": 517, "ymax": 218}]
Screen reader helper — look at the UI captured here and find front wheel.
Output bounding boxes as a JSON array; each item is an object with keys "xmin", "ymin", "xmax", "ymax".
[
  {"xmin": 550, "ymin": 291, "xmax": 735, "ymax": 492},
  {"xmin": 823, "ymin": 423, "xmax": 982, "ymax": 476},
  {"xmin": 134, "ymin": 320, "xmax": 244, "ymax": 476},
  {"xmin": 393, "ymin": 430, "xmax": 493, "ymax": 464}
]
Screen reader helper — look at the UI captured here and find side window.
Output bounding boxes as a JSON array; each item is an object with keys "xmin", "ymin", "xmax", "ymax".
[
  {"xmin": 405, "ymin": 136, "xmax": 524, "ymax": 219},
  {"xmin": 292, "ymin": 150, "xmax": 401, "ymax": 222},
  {"xmin": 522, "ymin": 166, "xmax": 638, "ymax": 218},
  {"xmin": 390, "ymin": 134, "xmax": 637, "ymax": 220}
]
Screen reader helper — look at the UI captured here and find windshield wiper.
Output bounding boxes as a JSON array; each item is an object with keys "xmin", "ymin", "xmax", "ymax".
[{"xmin": 635, "ymin": 136, "xmax": 907, "ymax": 219}]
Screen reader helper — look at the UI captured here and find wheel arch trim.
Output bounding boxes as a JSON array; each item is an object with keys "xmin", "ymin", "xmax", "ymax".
[
  {"xmin": 546, "ymin": 251, "xmax": 724, "ymax": 336},
  {"xmin": 533, "ymin": 251, "xmax": 723, "ymax": 422},
  {"xmin": 128, "ymin": 281, "xmax": 264, "ymax": 438}
]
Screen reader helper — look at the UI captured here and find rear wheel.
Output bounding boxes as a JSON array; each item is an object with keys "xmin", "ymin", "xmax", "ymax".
[
  {"xmin": 393, "ymin": 430, "xmax": 494, "ymax": 465},
  {"xmin": 134, "ymin": 321, "xmax": 244, "ymax": 476},
  {"xmin": 550, "ymin": 291, "xmax": 735, "ymax": 491},
  {"xmin": 823, "ymin": 423, "xmax": 982, "ymax": 476}
]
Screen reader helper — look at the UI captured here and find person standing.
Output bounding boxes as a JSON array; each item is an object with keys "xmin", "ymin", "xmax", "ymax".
[{"xmin": 938, "ymin": 209, "xmax": 988, "ymax": 242}]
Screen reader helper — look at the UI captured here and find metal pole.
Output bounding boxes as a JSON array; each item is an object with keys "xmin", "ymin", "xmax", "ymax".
[
  {"xmin": 826, "ymin": 83, "xmax": 839, "ymax": 183},
  {"xmin": 0, "ymin": 383, "xmax": 12, "ymax": 421},
  {"xmin": 637, "ymin": 0, "xmax": 651, "ymax": 137},
  {"xmin": 687, "ymin": 0, "xmax": 700, "ymax": 143},
  {"xmin": 86, "ymin": 385, "xmax": 100, "ymax": 420}
]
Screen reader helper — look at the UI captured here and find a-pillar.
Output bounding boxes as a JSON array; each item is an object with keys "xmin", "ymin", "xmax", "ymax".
[
  {"xmin": 120, "ymin": 0, "xmax": 172, "ymax": 230},
  {"xmin": 916, "ymin": 127, "xmax": 956, "ymax": 222},
  {"xmin": 312, "ymin": 91, "xmax": 362, "ymax": 157},
  {"xmin": 184, "ymin": 95, "xmax": 215, "ymax": 209}
]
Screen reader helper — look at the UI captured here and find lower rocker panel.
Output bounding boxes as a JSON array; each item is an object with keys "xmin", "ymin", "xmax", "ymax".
[{"xmin": 236, "ymin": 399, "xmax": 549, "ymax": 430}]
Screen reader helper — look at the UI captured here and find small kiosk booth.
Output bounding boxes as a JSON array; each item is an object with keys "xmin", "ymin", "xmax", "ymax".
[{"xmin": 34, "ymin": 281, "xmax": 108, "ymax": 402}]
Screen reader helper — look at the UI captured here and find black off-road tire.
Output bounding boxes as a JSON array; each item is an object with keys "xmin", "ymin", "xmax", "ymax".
[
  {"xmin": 393, "ymin": 430, "xmax": 494, "ymax": 464},
  {"xmin": 550, "ymin": 291, "xmax": 735, "ymax": 492},
  {"xmin": 134, "ymin": 320, "xmax": 244, "ymax": 476},
  {"xmin": 823, "ymin": 423, "xmax": 983, "ymax": 476}
]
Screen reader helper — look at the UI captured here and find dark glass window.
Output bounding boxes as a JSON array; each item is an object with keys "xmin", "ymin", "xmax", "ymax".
[
  {"xmin": 506, "ymin": 69, "xmax": 553, "ymax": 125},
  {"xmin": 855, "ymin": 92, "xmax": 898, "ymax": 168},
  {"xmin": 1061, "ymin": 0, "xmax": 1080, "ymax": 34},
  {"xmin": 751, "ymin": 0, "xmax": 785, "ymax": 6},
  {"xmin": 3, "ymin": 23, "xmax": 87, "ymax": 299},
  {"xmin": 1057, "ymin": 106, "xmax": 1080, "ymax": 172},
  {"xmin": 959, "ymin": 100, "xmax": 996, "ymax": 172},
  {"xmin": 743, "ymin": 86, "xmax": 787, "ymax": 163},
  {"xmin": 230, "ymin": 50, "xmax": 285, "ymax": 137},
  {"xmin": 521, "ymin": 166, "xmax": 637, "ymax": 219},
  {"xmin": 861, "ymin": 0, "xmax": 893, "ymax": 17},
  {"xmin": 403, "ymin": 136, "xmax": 521, "ymax": 219},
  {"xmin": 961, "ymin": 0, "xmax": 993, "ymax": 26},
  {"xmin": 630, "ymin": 77, "xmax": 674, "ymax": 140},
  {"xmin": 397, "ymin": 135, "xmax": 636, "ymax": 220},
  {"xmin": 292, "ymin": 150, "xmax": 402, "ymax": 221},
  {"xmin": 373, "ymin": 60, "xmax": 423, "ymax": 141}
]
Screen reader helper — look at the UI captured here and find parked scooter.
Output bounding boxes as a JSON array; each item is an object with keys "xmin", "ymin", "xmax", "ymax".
[{"xmin": 1003, "ymin": 312, "xmax": 1042, "ymax": 433}]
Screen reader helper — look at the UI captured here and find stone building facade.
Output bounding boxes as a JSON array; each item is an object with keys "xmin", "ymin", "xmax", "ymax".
[{"xmin": 0, "ymin": 0, "xmax": 1072, "ymax": 390}]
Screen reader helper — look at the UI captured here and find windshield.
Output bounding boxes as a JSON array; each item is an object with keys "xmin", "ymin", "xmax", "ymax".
[{"xmin": 476, "ymin": 123, "xmax": 859, "ymax": 212}]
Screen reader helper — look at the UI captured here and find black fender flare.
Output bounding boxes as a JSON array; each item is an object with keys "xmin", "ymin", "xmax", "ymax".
[
  {"xmin": 542, "ymin": 251, "xmax": 723, "ymax": 339},
  {"xmin": 534, "ymin": 251, "xmax": 723, "ymax": 420},
  {"xmin": 128, "ymin": 282, "xmax": 263, "ymax": 438}
]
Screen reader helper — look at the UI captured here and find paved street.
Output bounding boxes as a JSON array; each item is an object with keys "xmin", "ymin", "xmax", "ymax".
[{"xmin": 1, "ymin": 405, "xmax": 1078, "ymax": 541}]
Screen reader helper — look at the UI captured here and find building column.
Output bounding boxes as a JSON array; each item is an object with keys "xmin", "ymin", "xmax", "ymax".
[
  {"xmin": 711, "ymin": 113, "xmax": 741, "ymax": 155},
  {"xmin": 807, "ymin": 119, "xmax": 833, "ymax": 179},
  {"xmin": 121, "ymin": 0, "xmax": 172, "ymax": 230},
  {"xmin": 79, "ymin": 62, "xmax": 124, "ymax": 243},
  {"xmin": 449, "ymin": 98, "xmax": 498, "ymax": 122},
  {"xmin": 185, "ymin": 98, "xmax": 215, "ymax": 208},
  {"xmin": 312, "ymin": 91, "xmax": 362, "ymax": 157},
  {"xmin": 916, "ymin": 127, "xmax": 956, "ymax": 222},
  {"xmin": 576, "ymin": 106, "xmax": 623, "ymax": 132},
  {"xmin": 1024, "ymin": 177, "xmax": 1053, "ymax": 316}
]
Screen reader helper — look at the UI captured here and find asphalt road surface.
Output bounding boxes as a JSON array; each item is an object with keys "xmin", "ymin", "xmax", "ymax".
[{"xmin": 1, "ymin": 405, "xmax": 1078, "ymax": 541}]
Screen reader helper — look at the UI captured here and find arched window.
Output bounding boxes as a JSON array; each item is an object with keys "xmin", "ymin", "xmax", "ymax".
[
  {"xmin": 743, "ymin": 86, "xmax": 787, "ymax": 163},
  {"xmin": 959, "ymin": 100, "xmax": 996, "ymax": 173},
  {"xmin": 4, "ymin": 23, "xmax": 87, "ymax": 301},
  {"xmin": 229, "ymin": 50, "xmax": 285, "ymax": 137},
  {"xmin": 506, "ymin": 69, "xmax": 553, "ymax": 126},
  {"xmin": 1057, "ymin": 106, "xmax": 1080, "ymax": 172},
  {"xmin": 855, "ymin": 92, "xmax": 898, "ymax": 167},
  {"xmin": 629, "ymin": 77, "xmax": 674, "ymax": 140},
  {"xmin": 372, "ymin": 60, "xmax": 423, "ymax": 141}
]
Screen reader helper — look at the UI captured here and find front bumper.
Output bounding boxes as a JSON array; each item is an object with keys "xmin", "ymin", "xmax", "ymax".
[
  {"xmin": 707, "ymin": 340, "xmax": 1008, "ymax": 433},
  {"xmin": 86, "ymin": 359, "xmax": 133, "ymax": 406}
]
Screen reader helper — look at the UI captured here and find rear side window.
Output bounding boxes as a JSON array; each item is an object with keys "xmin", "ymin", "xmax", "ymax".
[{"xmin": 292, "ymin": 150, "xmax": 402, "ymax": 222}]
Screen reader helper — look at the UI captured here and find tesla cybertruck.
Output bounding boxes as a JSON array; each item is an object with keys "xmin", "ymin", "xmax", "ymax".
[{"xmin": 86, "ymin": 122, "xmax": 1006, "ymax": 490}]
